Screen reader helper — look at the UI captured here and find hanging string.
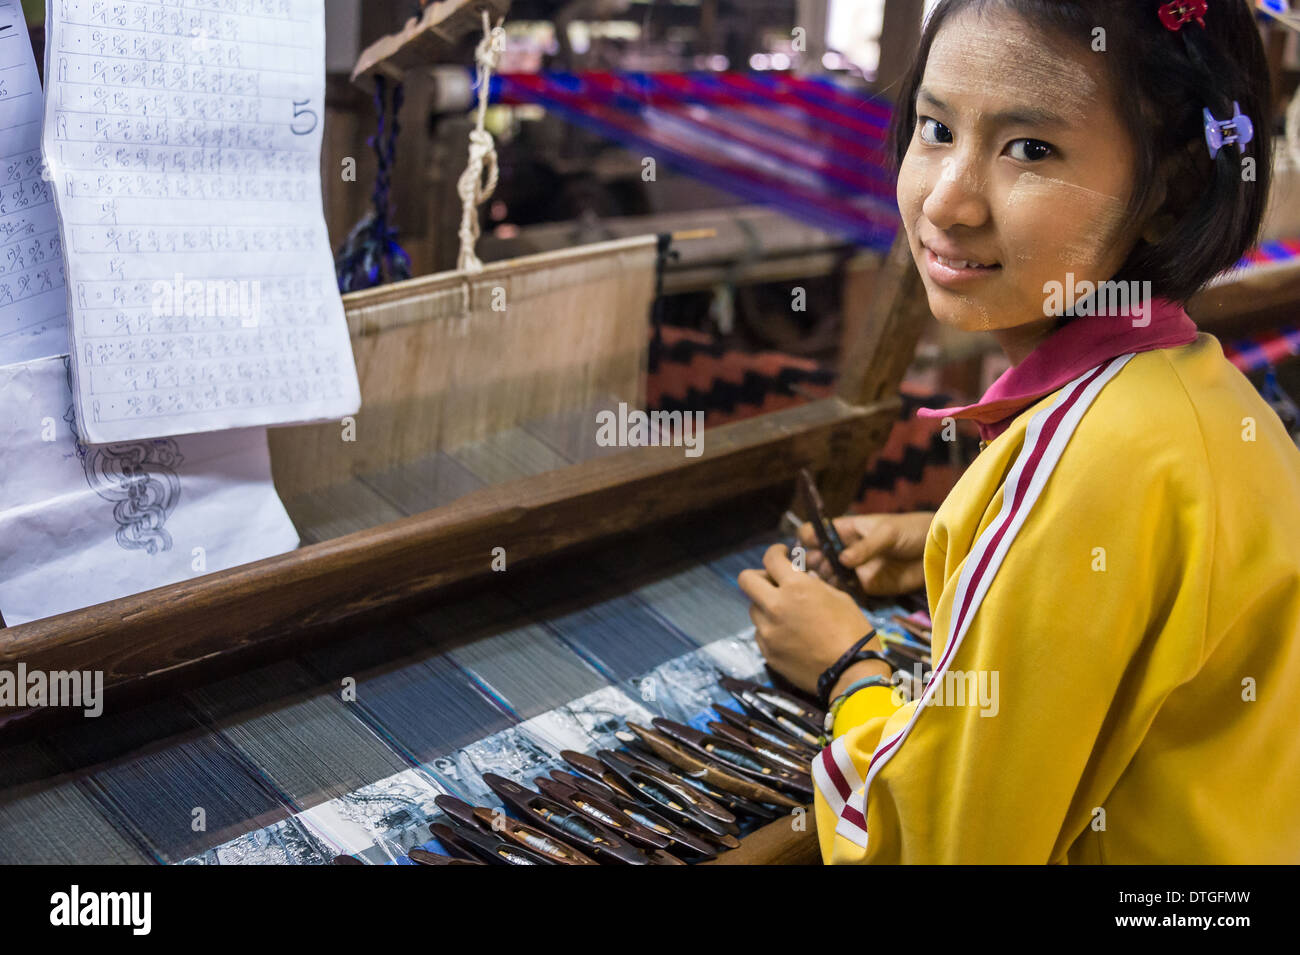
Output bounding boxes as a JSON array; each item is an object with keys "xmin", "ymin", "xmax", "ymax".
[
  {"xmin": 456, "ymin": 10, "xmax": 505, "ymax": 274},
  {"xmin": 335, "ymin": 74, "xmax": 412, "ymax": 293}
]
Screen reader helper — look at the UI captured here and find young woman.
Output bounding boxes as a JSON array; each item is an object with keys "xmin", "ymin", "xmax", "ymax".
[{"xmin": 738, "ymin": 0, "xmax": 1300, "ymax": 863}]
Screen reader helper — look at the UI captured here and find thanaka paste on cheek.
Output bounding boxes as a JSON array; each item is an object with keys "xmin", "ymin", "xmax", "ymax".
[
  {"xmin": 898, "ymin": 12, "xmax": 1129, "ymax": 335},
  {"xmin": 1005, "ymin": 172, "xmax": 1131, "ymax": 272},
  {"xmin": 900, "ymin": 156, "xmax": 927, "ymax": 210}
]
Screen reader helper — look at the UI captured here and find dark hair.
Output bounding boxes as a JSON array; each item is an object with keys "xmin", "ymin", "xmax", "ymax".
[{"xmin": 890, "ymin": 0, "xmax": 1273, "ymax": 303}]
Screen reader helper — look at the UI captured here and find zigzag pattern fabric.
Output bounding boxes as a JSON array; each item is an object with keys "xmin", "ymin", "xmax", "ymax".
[
  {"xmin": 1222, "ymin": 238, "xmax": 1300, "ymax": 373},
  {"xmin": 645, "ymin": 326, "xmax": 970, "ymax": 513}
]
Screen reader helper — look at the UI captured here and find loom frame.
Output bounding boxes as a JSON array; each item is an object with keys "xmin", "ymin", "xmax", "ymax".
[
  {"xmin": 0, "ymin": 229, "xmax": 929, "ymax": 864},
  {"xmin": 0, "ymin": 227, "xmax": 927, "ymax": 717}
]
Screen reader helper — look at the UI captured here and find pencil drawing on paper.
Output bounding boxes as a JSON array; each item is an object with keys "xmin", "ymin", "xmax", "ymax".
[{"xmin": 64, "ymin": 405, "xmax": 184, "ymax": 556}]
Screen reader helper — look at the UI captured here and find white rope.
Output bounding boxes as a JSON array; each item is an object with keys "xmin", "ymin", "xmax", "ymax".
[{"xmin": 457, "ymin": 10, "xmax": 504, "ymax": 275}]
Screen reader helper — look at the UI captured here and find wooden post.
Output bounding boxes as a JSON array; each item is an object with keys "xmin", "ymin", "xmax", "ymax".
[
  {"xmin": 874, "ymin": 0, "xmax": 924, "ymax": 101},
  {"xmin": 815, "ymin": 233, "xmax": 930, "ymax": 513},
  {"xmin": 795, "ymin": 0, "xmax": 829, "ymax": 74},
  {"xmin": 837, "ymin": 232, "xmax": 929, "ymax": 409}
]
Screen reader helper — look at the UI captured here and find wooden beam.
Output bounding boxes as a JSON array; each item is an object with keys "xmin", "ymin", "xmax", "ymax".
[
  {"xmin": 352, "ymin": 0, "xmax": 511, "ymax": 93},
  {"xmin": 0, "ymin": 397, "xmax": 897, "ymax": 731},
  {"xmin": 874, "ymin": 0, "xmax": 924, "ymax": 102},
  {"xmin": 1187, "ymin": 259, "xmax": 1300, "ymax": 340},
  {"xmin": 705, "ymin": 806, "xmax": 821, "ymax": 865},
  {"xmin": 476, "ymin": 205, "xmax": 865, "ymax": 280}
]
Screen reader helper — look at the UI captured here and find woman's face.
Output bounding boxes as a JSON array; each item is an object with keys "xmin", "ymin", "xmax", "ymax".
[{"xmin": 896, "ymin": 7, "xmax": 1145, "ymax": 335}]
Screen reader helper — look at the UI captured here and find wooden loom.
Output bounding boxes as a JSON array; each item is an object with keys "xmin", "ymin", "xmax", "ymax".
[
  {"xmin": 3, "ymin": 224, "xmax": 1293, "ymax": 865},
  {"xmin": 0, "ymin": 226, "xmax": 928, "ymax": 864},
  {"xmin": 0, "ymin": 0, "xmax": 930, "ymax": 865}
]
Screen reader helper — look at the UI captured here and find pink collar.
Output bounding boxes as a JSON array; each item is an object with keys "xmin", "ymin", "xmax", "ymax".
[{"xmin": 917, "ymin": 298, "xmax": 1198, "ymax": 442}]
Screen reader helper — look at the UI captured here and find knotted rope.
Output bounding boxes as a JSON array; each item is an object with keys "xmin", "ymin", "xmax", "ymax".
[{"xmin": 456, "ymin": 10, "xmax": 504, "ymax": 274}]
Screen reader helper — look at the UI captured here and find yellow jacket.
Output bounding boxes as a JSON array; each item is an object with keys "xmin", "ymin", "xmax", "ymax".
[{"xmin": 814, "ymin": 334, "xmax": 1300, "ymax": 863}]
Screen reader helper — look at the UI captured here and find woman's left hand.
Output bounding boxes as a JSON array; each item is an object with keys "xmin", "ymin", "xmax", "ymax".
[{"xmin": 737, "ymin": 543, "xmax": 875, "ymax": 696}]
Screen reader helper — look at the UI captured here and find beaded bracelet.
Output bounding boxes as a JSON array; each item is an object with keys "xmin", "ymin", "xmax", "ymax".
[{"xmin": 821, "ymin": 675, "xmax": 895, "ymax": 741}]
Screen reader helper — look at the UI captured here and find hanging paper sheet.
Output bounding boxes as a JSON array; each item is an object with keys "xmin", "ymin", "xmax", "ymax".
[
  {"xmin": 41, "ymin": 0, "xmax": 361, "ymax": 443},
  {"xmin": 0, "ymin": 0, "xmax": 67, "ymax": 364},
  {"xmin": 0, "ymin": 354, "xmax": 299, "ymax": 626}
]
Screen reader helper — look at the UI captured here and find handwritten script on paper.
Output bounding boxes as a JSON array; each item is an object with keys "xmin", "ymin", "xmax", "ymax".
[
  {"xmin": 0, "ymin": 0, "xmax": 68, "ymax": 363},
  {"xmin": 43, "ymin": 0, "xmax": 360, "ymax": 443}
]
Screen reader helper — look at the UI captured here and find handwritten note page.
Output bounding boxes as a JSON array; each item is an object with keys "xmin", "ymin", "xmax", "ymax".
[
  {"xmin": 0, "ymin": 0, "xmax": 69, "ymax": 363},
  {"xmin": 43, "ymin": 0, "xmax": 360, "ymax": 443}
]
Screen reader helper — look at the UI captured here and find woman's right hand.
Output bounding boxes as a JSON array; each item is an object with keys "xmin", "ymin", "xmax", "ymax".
[{"xmin": 797, "ymin": 511, "xmax": 934, "ymax": 597}]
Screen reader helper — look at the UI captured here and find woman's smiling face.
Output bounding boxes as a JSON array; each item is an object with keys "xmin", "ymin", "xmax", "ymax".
[{"xmin": 897, "ymin": 6, "xmax": 1146, "ymax": 341}]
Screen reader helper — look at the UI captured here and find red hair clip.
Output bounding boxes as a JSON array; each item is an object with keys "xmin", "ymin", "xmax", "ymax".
[{"xmin": 1158, "ymin": 0, "xmax": 1208, "ymax": 30}]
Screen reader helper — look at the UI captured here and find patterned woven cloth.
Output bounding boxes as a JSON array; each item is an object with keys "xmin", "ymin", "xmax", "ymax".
[{"xmin": 645, "ymin": 325, "xmax": 972, "ymax": 513}]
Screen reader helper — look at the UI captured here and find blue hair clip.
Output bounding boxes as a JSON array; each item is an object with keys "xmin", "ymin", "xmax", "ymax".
[{"xmin": 1203, "ymin": 101, "xmax": 1254, "ymax": 158}]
